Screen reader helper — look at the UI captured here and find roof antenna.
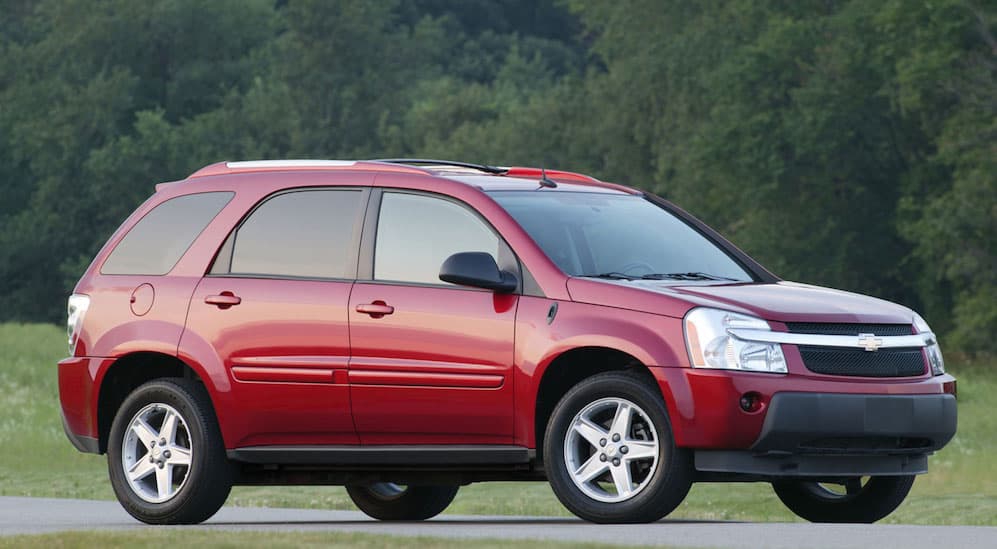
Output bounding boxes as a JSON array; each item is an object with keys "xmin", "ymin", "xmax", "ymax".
[{"xmin": 538, "ymin": 167, "xmax": 558, "ymax": 189}]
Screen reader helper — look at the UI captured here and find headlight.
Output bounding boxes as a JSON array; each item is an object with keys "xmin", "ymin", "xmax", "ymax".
[
  {"xmin": 914, "ymin": 312, "xmax": 945, "ymax": 375},
  {"xmin": 67, "ymin": 294, "xmax": 90, "ymax": 355},
  {"xmin": 684, "ymin": 307, "xmax": 787, "ymax": 373}
]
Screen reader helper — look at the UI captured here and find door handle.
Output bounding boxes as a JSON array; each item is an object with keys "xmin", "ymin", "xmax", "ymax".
[
  {"xmin": 205, "ymin": 293, "xmax": 241, "ymax": 309},
  {"xmin": 356, "ymin": 301, "xmax": 394, "ymax": 318}
]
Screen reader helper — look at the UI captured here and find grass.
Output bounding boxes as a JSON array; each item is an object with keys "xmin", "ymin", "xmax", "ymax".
[
  {"xmin": 0, "ymin": 530, "xmax": 649, "ymax": 549},
  {"xmin": 1, "ymin": 322, "xmax": 994, "ymax": 525}
]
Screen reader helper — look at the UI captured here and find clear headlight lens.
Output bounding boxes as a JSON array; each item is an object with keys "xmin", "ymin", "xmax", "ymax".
[
  {"xmin": 914, "ymin": 312, "xmax": 945, "ymax": 375},
  {"xmin": 67, "ymin": 294, "xmax": 90, "ymax": 355},
  {"xmin": 684, "ymin": 307, "xmax": 787, "ymax": 373}
]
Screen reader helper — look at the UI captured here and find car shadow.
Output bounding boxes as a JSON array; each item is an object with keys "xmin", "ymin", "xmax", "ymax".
[{"xmin": 203, "ymin": 518, "xmax": 738, "ymax": 526}]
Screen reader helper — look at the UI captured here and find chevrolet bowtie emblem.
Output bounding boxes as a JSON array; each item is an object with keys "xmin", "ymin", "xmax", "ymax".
[{"xmin": 857, "ymin": 333, "xmax": 883, "ymax": 352}]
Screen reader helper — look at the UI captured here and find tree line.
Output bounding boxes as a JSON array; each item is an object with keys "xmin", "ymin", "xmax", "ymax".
[{"xmin": 0, "ymin": 0, "xmax": 993, "ymax": 354}]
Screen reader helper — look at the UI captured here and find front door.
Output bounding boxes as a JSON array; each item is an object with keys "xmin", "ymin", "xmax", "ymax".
[
  {"xmin": 348, "ymin": 190, "xmax": 519, "ymax": 445},
  {"xmin": 183, "ymin": 187, "xmax": 367, "ymax": 447}
]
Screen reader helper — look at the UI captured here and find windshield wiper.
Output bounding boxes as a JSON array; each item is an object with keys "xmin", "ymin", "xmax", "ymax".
[
  {"xmin": 580, "ymin": 272, "xmax": 636, "ymax": 280},
  {"xmin": 581, "ymin": 271, "xmax": 739, "ymax": 282},
  {"xmin": 640, "ymin": 272, "xmax": 740, "ymax": 281}
]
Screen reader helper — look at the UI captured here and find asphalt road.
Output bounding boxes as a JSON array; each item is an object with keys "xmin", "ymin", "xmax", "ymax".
[{"xmin": 1, "ymin": 496, "xmax": 995, "ymax": 548}]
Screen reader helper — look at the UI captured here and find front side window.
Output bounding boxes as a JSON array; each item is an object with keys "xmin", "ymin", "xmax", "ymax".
[
  {"xmin": 374, "ymin": 192, "xmax": 500, "ymax": 285},
  {"xmin": 102, "ymin": 192, "xmax": 233, "ymax": 275},
  {"xmin": 218, "ymin": 189, "xmax": 363, "ymax": 279},
  {"xmin": 490, "ymin": 191, "xmax": 753, "ymax": 282}
]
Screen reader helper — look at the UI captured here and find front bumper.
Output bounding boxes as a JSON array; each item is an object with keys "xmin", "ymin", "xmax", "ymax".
[
  {"xmin": 751, "ymin": 392, "xmax": 957, "ymax": 454},
  {"xmin": 648, "ymin": 367, "xmax": 957, "ymax": 478},
  {"xmin": 694, "ymin": 392, "xmax": 957, "ymax": 478}
]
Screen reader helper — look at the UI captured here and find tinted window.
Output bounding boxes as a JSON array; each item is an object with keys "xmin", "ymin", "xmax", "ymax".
[
  {"xmin": 375, "ymin": 192, "xmax": 500, "ymax": 285},
  {"xmin": 102, "ymin": 192, "xmax": 233, "ymax": 275},
  {"xmin": 490, "ymin": 191, "xmax": 752, "ymax": 281},
  {"xmin": 226, "ymin": 189, "xmax": 363, "ymax": 279}
]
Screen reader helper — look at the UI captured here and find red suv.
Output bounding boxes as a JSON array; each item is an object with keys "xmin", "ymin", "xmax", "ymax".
[{"xmin": 59, "ymin": 159, "xmax": 957, "ymax": 525}]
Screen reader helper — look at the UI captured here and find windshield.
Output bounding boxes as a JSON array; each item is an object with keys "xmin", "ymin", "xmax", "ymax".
[{"xmin": 490, "ymin": 191, "xmax": 753, "ymax": 282}]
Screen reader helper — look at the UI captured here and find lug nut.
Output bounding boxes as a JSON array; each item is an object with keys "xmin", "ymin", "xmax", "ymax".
[
  {"xmin": 599, "ymin": 454, "xmax": 608, "ymax": 462},
  {"xmin": 599, "ymin": 438, "xmax": 607, "ymax": 447},
  {"xmin": 612, "ymin": 434, "xmax": 621, "ymax": 442},
  {"xmin": 612, "ymin": 458, "xmax": 621, "ymax": 466},
  {"xmin": 163, "ymin": 450, "xmax": 171, "ymax": 459},
  {"xmin": 159, "ymin": 438, "xmax": 167, "ymax": 446},
  {"xmin": 157, "ymin": 462, "xmax": 164, "ymax": 469},
  {"xmin": 620, "ymin": 446, "xmax": 629, "ymax": 454}
]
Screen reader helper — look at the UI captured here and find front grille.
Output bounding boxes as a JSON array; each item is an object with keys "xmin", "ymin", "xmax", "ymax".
[
  {"xmin": 787, "ymin": 322, "xmax": 913, "ymax": 336},
  {"xmin": 799, "ymin": 346, "xmax": 926, "ymax": 377}
]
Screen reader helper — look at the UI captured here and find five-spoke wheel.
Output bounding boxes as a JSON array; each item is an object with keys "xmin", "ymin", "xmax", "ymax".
[
  {"xmin": 121, "ymin": 403, "xmax": 194, "ymax": 503},
  {"xmin": 564, "ymin": 397, "xmax": 660, "ymax": 502},
  {"xmin": 108, "ymin": 378, "xmax": 231, "ymax": 524},
  {"xmin": 545, "ymin": 371, "xmax": 692, "ymax": 523}
]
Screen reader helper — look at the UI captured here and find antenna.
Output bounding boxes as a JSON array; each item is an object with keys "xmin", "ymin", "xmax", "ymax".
[{"xmin": 538, "ymin": 167, "xmax": 558, "ymax": 188}]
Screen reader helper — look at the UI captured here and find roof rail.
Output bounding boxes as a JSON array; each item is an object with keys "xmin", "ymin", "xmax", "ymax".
[
  {"xmin": 503, "ymin": 167, "xmax": 600, "ymax": 183},
  {"xmin": 187, "ymin": 159, "xmax": 429, "ymax": 179},
  {"xmin": 372, "ymin": 158, "xmax": 508, "ymax": 175}
]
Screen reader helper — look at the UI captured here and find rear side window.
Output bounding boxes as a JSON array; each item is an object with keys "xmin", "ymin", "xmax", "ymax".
[
  {"xmin": 214, "ymin": 189, "xmax": 364, "ymax": 279},
  {"xmin": 374, "ymin": 192, "xmax": 500, "ymax": 285},
  {"xmin": 101, "ymin": 192, "xmax": 233, "ymax": 275}
]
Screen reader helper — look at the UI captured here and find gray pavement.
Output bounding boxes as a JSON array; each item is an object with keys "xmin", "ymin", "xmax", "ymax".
[{"xmin": 1, "ymin": 496, "xmax": 995, "ymax": 548}]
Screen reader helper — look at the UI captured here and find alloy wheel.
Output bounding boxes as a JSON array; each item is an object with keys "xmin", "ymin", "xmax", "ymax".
[
  {"xmin": 120, "ymin": 403, "xmax": 193, "ymax": 503},
  {"xmin": 563, "ymin": 397, "xmax": 660, "ymax": 503}
]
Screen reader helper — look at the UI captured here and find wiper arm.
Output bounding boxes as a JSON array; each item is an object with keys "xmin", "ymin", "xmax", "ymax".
[
  {"xmin": 640, "ymin": 272, "xmax": 740, "ymax": 281},
  {"xmin": 580, "ymin": 272, "xmax": 636, "ymax": 280}
]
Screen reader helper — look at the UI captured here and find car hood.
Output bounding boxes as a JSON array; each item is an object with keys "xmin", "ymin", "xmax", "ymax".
[{"xmin": 566, "ymin": 279, "xmax": 915, "ymax": 324}]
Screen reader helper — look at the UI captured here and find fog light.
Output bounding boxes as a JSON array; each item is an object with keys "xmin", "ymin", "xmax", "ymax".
[{"xmin": 739, "ymin": 392, "xmax": 762, "ymax": 413}]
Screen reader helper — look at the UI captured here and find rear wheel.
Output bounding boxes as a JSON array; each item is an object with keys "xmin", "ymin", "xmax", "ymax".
[
  {"xmin": 346, "ymin": 483, "xmax": 459, "ymax": 521},
  {"xmin": 772, "ymin": 475, "xmax": 915, "ymax": 523},
  {"xmin": 544, "ymin": 371, "xmax": 693, "ymax": 523},
  {"xmin": 107, "ymin": 378, "xmax": 232, "ymax": 524}
]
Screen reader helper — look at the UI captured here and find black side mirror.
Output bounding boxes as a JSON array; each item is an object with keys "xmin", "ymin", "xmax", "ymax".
[{"xmin": 439, "ymin": 252, "xmax": 518, "ymax": 293}]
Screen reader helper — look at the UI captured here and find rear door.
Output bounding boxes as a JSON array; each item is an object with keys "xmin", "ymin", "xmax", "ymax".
[
  {"xmin": 183, "ymin": 187, "xmax": 368, "ymax": 447},
  {"xmin": 348, "ymin": 190, "xmax": 519, "ymax": 444}
]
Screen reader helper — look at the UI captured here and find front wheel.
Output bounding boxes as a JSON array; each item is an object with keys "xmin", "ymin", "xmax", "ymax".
[
  {"xmin": 772, "ymin": 476, "xmax": 915, "ymax": 523},
  {"xmin": 107, "ymin": 378, "xmax": 232, "ymax": 524},
  {"xmin": 544, "ymin": 371, "xmax": 693, "ymax": 523},
  {"xmin": 346, "ymin": 483, "xmax": 459, "ymax": 521}
]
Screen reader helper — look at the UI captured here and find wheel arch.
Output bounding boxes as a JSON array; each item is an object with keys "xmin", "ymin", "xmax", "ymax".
[
  {"xmin": 532, "ymin": 346, "xmax": 659, "ymax": 465},
  {"xmin": 95, "ymin": 352, "xmax": 212, "ymax": 453}
]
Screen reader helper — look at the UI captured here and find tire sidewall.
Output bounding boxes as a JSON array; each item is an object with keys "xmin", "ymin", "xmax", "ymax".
[
  {"xmin": 107, "ymin": 379, "xmax": 214, "ymax": 522},
  {"xmin": 773, "ymin": 475, "xmax": 916, "ymax": 523},
  {"xmin": 346, "ymin": 484, "xmax": 459, "ymax": 521},
  {"xmin": 544, "ymin": 372, "xmax": 688, "ymax": 522}
]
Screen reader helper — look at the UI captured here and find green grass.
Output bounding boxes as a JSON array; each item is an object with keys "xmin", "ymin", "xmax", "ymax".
[
  {"xmin": 0, "ymin": 530, "xmax": 647, "ymax": 549},
  {"xmin": 1, "ymin": 322, "xmax": 994, "ymax": 525}
]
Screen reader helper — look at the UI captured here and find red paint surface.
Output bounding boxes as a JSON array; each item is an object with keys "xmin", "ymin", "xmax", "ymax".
[{"xmin": 59, "ymin": 164, "xmax": 954, "ymax": 455}]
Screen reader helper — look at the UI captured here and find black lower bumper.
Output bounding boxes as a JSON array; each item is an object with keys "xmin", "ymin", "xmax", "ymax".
[{"xmin": 695, "ymin": 392, "xmax": 957, "ymax": 478}]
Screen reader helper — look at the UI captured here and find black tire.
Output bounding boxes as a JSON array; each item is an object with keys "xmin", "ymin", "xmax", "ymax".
[
  {"xmin": 543, "ymin": 370, "xmax": 693, "ymax": 524},
  {"xmin": 346, "ymin": 483, "xmax": 459, "ymax": 521},
  {"xmin": 107, "ymin": 378, "xmax": 232, "ymax": 524},
  {"xmin": 772, "ymin": 475, "xmax": 915, "ymax": 523}
]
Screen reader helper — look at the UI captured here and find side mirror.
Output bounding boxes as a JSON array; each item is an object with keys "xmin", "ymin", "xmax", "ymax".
[{"xmin": 439, "ymin": 252, "xmax": 518, "ymax": 293}]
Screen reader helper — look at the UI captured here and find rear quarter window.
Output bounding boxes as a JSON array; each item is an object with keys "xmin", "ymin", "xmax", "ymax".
[{"xmin": 100, "ymin": 192, "xmax": 233, "ymax": 275}]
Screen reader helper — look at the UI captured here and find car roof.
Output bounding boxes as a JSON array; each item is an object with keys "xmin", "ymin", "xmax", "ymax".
[{"xmin": 177, "ymin": 160, "xmax": 638, "ymax": 195}]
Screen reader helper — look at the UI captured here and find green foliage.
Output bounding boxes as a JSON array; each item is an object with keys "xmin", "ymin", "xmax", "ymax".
[{"xmin": 0, "ymin": 0, "xmax": 992, "ymax": 352}]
